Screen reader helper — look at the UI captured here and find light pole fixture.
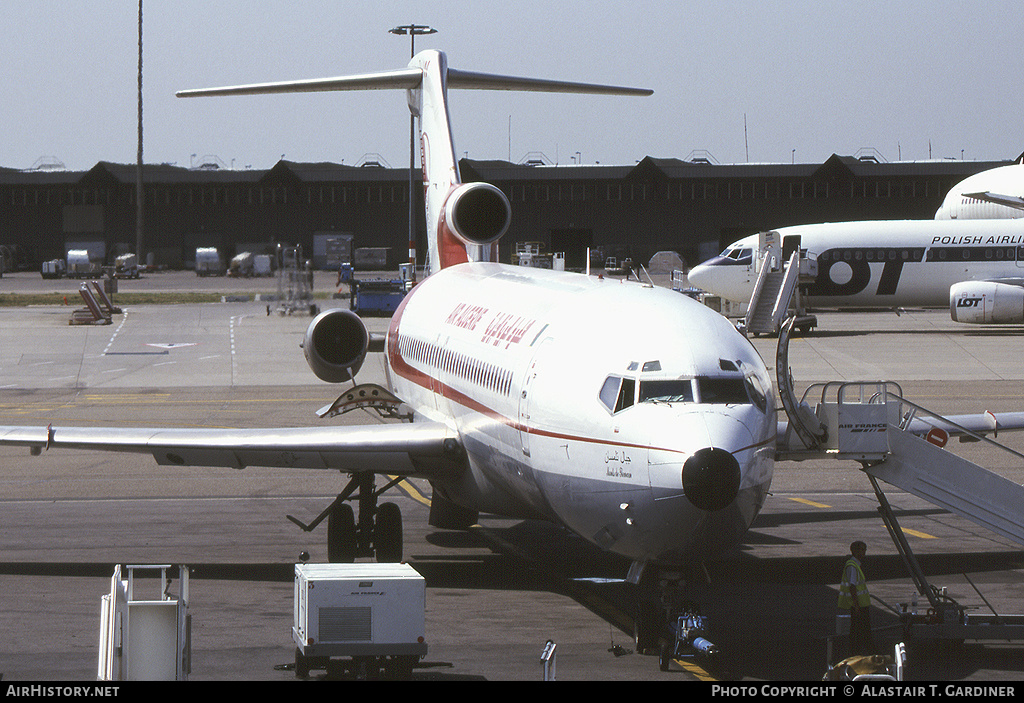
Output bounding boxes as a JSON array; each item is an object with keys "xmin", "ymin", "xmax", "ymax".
[{"xmin": 389, "ymin": 25, "xmax": 437, "ymax": 282}]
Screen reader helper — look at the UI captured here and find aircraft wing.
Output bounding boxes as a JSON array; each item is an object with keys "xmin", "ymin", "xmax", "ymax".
[
  {"xmin": 964, "ymin": 191, "xmax": 1024, "ymax": 211},
  {"xmin": 0, "ymin": 422, "xmax": 462, "ymax": 475},
  {"xmin": 903, "ymin": 411, "xmax": 1024, "ymax": 439}
]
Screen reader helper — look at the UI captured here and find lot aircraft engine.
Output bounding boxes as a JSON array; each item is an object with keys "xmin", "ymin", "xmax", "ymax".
[
  {"xmin": 950, "ymin": 281, "xmax": 1024, "ymax": 324},
  {"xmin": 303, "ymin": 308, "xmax": 370, "ymax": 383},
  {"xmin": 442, "ymin": 182, "xmax": 512, "ymax": 246}
]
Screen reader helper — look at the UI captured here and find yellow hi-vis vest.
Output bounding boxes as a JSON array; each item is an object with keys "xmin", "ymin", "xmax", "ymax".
[{"xmin": 838, "ymin": 557, "xmax": 870, "ymax": 609}]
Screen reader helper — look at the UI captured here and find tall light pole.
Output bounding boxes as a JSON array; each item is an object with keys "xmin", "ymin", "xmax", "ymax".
[
  {"xmin": 136, "ymin": 0, "xmax": 145, "ymax": 265},
  {"xmin": 389, "ymin": 24, "xmax": 436, "ymax": 282}
]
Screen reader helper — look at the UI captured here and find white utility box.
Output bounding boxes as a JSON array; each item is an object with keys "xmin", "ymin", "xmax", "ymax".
[{"xmin": 292, "ymin": 563, "xmax": 427, "ymax": 679}]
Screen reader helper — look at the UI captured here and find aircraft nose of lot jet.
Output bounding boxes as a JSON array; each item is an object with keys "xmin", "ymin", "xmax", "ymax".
[
  {"xmin": 685, "ymin": 262, "xmax": 712, "ymax": 290},
  {"xmin": 681, "ymin": 446, "xmax": 741, "ymax": 511}
]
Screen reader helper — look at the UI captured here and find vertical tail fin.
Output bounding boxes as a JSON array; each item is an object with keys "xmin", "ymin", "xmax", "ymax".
[{"xmin": 177, "ymin": 50, "xmax": 651, "ymax": 275}]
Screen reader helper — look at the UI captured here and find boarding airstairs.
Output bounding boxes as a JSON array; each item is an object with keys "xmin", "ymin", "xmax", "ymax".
[
  {"xmin": 741, "ymin": 239, "xmax": 817, "ymax": 336},
  {"xmin": 775, "ymin": 317, "xmax": 1024, "ymax": 643}
]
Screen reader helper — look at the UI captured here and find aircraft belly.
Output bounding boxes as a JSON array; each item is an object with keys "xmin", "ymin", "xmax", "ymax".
[
  {"xmin": 453, "ymin": 426, "xmax": 556, "ymax": 520},
  {"xmin": 531, "ymin": 466, "xmax": 765, "ymax": 564}
]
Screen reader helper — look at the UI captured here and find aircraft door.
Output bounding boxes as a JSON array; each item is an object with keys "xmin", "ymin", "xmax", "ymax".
[
  {"xmin": 518, "ymin": 337, "xmax": 552, "ymax": 458},
  {"xmin": 782, "ymin": 235, "xmax": 802, "ymax": 261},
  {"xmin": 1016, "ymin": 245, "xmax": 1024, "ymax": 269}
]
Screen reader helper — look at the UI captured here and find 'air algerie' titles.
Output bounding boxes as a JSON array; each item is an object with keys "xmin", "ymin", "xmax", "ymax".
[
  {"xmin": 482, "ymin": 312, "xmax": 536, "ymax": 349},
  {"xmin": 444, "ymin": 303, "xmax": 537, "ymax": 350},
  {"xmin": 445, "ymin": 303, "xmax": 488, "ymax": 331}
]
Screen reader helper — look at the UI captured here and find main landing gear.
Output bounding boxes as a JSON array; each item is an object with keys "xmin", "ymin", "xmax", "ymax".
[{"xmin": 288, "ymin": 472, "xmax": 405, "ymax": 563}]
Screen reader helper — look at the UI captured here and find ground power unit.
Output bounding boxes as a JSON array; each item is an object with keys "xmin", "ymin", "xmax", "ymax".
[{"xmin": 293, "ymin": 563, "xmax": 427, "ymax": 679}]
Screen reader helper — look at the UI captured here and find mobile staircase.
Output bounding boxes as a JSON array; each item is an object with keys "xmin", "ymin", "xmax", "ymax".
[
  {"xmin": 775, "ymin": 317, "xmax": 1024, "ymax": 644},
  {"xmin": 741, "ymin": 248, "xmax": 817, "ymax": 336}
]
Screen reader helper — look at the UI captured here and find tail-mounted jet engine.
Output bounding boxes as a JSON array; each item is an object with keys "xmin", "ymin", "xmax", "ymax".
[
  {"xmin": 950, "ymin": 281, "xmax": 1024, "ymax": 324},
  {"xmin": 303, "ymin": 308, "xmax": 369, "ymax": 383},
  {"xmin": 442, "ymin": 182, "xmax": 512, "ymax": 246}
]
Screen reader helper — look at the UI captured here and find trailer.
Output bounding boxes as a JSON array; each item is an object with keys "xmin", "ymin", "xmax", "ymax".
[
  {"xmin": 41, "ymin": 259, "xmax": 66, "ymax": 279},
  {"xmin": 114, "ymin": 253, "xmax": 139, "ymax": 279},
  {"xmin": 253, "ymin": 254, "xmax": 273, "ymax": 276},
  {"xmin": 228, "ymin": 251, "xmax": 254, "ymax": 277},
  {"xmin": 292, "ymin": 563, "xmax": 427, "ymax": 679},
  {"xmin": 195, "ymin": 247, "xmax": 225, "ymax": 276},
  {"xmin": 351, "ymin": 278, "xmax": 407, "ymax": 316},
  {"xmin": 67, "ymin": 249, "xmax": 102, "ymax": 279}
]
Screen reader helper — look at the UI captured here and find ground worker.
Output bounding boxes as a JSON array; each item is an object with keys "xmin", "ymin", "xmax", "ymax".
[{"xmin": 838, "ymin": 540, "xmax": 876, "ymax": 655}]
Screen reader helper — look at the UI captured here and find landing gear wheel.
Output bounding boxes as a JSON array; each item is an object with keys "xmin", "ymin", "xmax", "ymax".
[
  {"xmin": 374, "ymin": 502, "xmax": 403, "ymax": 563},
  {"xmin": 659, "ymin": 641, "xmax": 672, "ymax": 671},
  {"xmin": 327, "ymin": 502, "xmax": 356, "ymax": 563}
]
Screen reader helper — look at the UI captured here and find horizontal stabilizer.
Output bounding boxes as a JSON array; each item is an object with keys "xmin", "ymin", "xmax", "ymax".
[
  {"xmin": 964, "ymin": 191, "xmax": 1024, "ymax": 212},
  {"xmin": 447, "ymin": 68, "xmax": 652, "ymax": 96},
  {"xmin": 177, "ymin": 63, "xmax": 651, "ymax": 99},
  {"xmin": 176, "ymin": 68, "xmax": 424, "ymax": 98}
]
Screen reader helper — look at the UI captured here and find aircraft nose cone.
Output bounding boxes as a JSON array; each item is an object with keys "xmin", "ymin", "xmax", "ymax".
[
  {"xmin": 682, "ymin": 447, "xmax": 741, "ymax": 511},
  {"xmin": 686, "ymin": 263, "xmax": 709, "ymax": 289}
]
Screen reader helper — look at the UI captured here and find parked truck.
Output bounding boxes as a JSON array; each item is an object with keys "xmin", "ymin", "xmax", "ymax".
[{"xmin": 292, "ymin": 563, "xmax": 427, "ymax": 679}]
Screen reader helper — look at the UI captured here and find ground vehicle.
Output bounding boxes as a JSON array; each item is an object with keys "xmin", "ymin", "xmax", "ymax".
[
  {"xmin": 195, "ymin": 248, "xmax": 225, "ymax": 276},
  {"xmin": 292, "ymin": 563, "xmax": 427, "ymax": 679},
  {"xmin": 114, "ymin": 253, "xmax": 139, "ymax": 279},
  {"xmin": 41, "ymin": 259, "xmax": 66, "ymax": 279},
  {"xmin": 67, "ymin": 250, "xmax": 102, "ymax": 278}
]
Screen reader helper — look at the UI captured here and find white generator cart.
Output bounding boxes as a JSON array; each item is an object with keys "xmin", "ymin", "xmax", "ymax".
[{"xmin": 293, "ymin": 563, "xmax": 427, "ymax": 679}]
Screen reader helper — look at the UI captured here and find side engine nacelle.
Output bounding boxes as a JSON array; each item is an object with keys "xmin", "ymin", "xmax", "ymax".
[
  {"xmin": 950, "ymin": 281, "xmax": 1024, "ymax": 324},
  {"xmin": 442, "ymin": 182, "xmax": 512, "ymax": 246},
  {"xmin": 303, "ymin": 308, "xmax": 369, "ymax": 383}
]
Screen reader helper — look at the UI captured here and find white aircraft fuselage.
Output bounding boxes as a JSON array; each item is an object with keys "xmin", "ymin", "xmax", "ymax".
[
  {"xmin": 386, "ymin": 262, "xmax": 776, "ymax": 563},
  {"xmin": 689, "ymin": 219, "xmax": 1024, "ymax": 309},
  {"xmin": 935, "ymin": 163, "xmax": 1024, "ymax": 220}
]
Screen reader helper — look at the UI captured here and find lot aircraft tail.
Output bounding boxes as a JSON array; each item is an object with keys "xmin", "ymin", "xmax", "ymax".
[{"xmin": 178, "ymin": 50, "xmax": 651, "ymax": 274}]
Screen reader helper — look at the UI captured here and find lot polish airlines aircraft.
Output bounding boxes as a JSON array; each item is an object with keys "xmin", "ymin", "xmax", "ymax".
[
  {"xmin": 687, "ymin": 218, "xmax": 1024, "ymax": 324},
  {"xmin": 690, "ymin": 160, "xmax": 1024, "ymax": 325}
]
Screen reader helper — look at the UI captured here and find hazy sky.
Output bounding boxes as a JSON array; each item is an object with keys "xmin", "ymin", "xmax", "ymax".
[{"xmin": 3, "ymin": 1, "xmax": 1020, "ymax": 172}]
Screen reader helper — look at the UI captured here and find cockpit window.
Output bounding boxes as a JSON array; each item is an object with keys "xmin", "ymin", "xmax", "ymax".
[
  {"xmin": 720, "ymin": 247, "xmax": 753, "ymax": 263},
  {"xmin": 599, "ymin": 375, "xmax": 636, "ymax": 414},
  {"xmin": 639, "ymin": 379, "xmax": 694, "ymax": 403},
  {"xmin": 696, "ymin": 376, "xmax": 751, "ymax": 404},
  {"xmin": 616, "ymin": 378, "xmax": 636, "ymax": 412},
  {"xmin": 696, "ymin": 374, "xmax": 768, "ymax": 413},
  {"xmin": 599, "ymin": 375, "xmax": 621, "ymax": 411},
  {"xmin": 744, "ymin": 374, "xmax": 768, "ymax": 413},
  {"xmin": 603, "ymin": 372, "xmax": 768, "ymax": 414}
]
